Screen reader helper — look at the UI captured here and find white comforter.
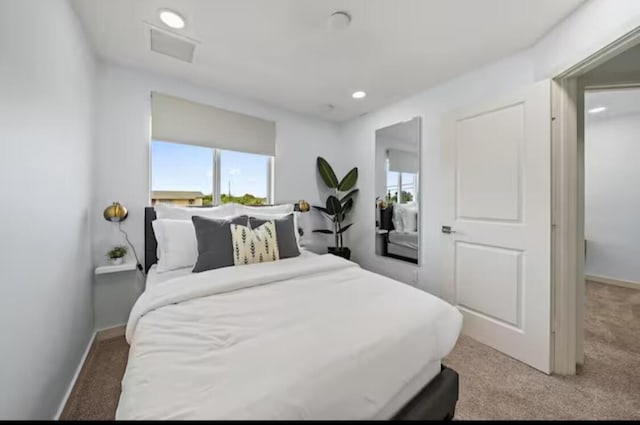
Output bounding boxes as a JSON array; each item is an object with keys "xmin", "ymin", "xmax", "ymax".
[
  {"xmin": 388, "ymin": 230, "xmax": 419, "ymax": 250},
  {"xmin": 117, "ymin": 254, "xmax": 462, "ymax": 420}
]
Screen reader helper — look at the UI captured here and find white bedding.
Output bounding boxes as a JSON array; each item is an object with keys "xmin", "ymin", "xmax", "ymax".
[
  {"xmin": 145, "ymin": 264, "xmax": 192, "ymax": 288},
  {"xmin": 118, "ymin": 254, "xmax": 462, "ymax": 420},
  {"xmin": 387, "ymin": 243, "xmax": 419, "ymax": 260},
  {"xmin": 388, "ymin": 230, "xmax": 419, "ymax": 250},
  {"xmin": 145, "ymin": 249, "xmax": 319, "ymax": 289}
]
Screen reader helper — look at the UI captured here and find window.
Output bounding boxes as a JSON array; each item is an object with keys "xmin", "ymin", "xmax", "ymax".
[
  {"xmin": 400, "ymin": 172, "xmax": 417, "ymax": 203},
  {"xmin": 386, "ymin": 164, "xmax": 418, "ymax": 204},
  {"xmin": 386, "ymin": 169, "xmax": 400, "ymax": 202},
  {"xmin": 219, "ymin": 149, "xmax": 271, "ymax": 205},
  {"xmin": 151, "ymin": 141, "xmax": 273, "ymax": 206}
]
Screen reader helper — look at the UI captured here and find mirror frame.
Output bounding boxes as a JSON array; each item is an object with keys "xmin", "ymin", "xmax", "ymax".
[{"xmin": 374, "ymin": 116, "xmax": 422, "ymax": 266}]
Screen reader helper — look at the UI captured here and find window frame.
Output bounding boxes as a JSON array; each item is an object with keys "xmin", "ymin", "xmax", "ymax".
[{"xmin": 400, "ymin": 172, "xmax": 418, "ymax": 204}]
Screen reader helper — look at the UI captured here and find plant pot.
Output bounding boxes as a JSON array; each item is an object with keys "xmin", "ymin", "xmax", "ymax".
[
  {"xmin": 109, "ymin": 257, "xmax": 124, "ymax": 265},
  {"xmin": 328, "ymin": 247, "xmax": 351, "ymax": 260}
]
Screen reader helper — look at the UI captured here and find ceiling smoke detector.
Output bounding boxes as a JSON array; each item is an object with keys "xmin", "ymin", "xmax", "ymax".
[
  {"xmin": 328, "ymin": 11, "xmax": 351, "ymax": 30},
  {"xmin": 321, "ymin": 104, "xmax": 336, "ymax": 113}
]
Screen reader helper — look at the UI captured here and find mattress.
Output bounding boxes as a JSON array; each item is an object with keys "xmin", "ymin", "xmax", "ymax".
[
  {"xmin": 117, "ymin": 254, "xmax": 461, "ymax": 420},
  {"xmin": 388, "ymin": 230, "xmax": 418, "ymax": 249},
  {"xmin": 387, "ymin": 242, "xmax": 419, "ymax": 260}
]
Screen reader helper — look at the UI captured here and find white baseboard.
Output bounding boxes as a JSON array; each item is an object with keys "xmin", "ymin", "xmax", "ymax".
[
  {"xmin": 54, "ymin": 331, "xmax": 96, "ymax": 420},
  {"xmin": 586, "ymin": 274, "xmax": 640, "ymax": 290},
  {"xmin": 96, "ymin": 324, "xmax": 125, "ymax": 341}
]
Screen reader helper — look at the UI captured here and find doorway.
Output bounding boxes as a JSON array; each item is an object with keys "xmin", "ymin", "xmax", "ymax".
[
  {"xmin": 581, "ymin": 86, "xmax": 640, "ymax": 388},
  {"xmin": 552, "ymin": 29, "xmax": 640, "ymax": 375}
]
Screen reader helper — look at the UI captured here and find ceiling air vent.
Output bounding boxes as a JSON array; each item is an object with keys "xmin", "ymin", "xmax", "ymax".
[{"xmin": 150, "ymin": 28, "xmax": 196, "ymax": 63}]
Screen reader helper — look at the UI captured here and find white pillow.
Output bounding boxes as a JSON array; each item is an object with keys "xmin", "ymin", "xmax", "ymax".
[
  {"xmin": 152, "ymin": 219, "xmax": 198, "ymax": 273},
  {"xmin": 392, "ymin": 204, "xmax": 404, "ymax": 232},
  {"xmin": 401, "ymin": 207, "xmax": 418, "ymax": 232},
  {"xmin": 155, "ymin": 203, "xmax": 236, "ymax": 220},
  {"xmin": 234, "ymin": 203, "xmax": 294, "ymax": 216}
]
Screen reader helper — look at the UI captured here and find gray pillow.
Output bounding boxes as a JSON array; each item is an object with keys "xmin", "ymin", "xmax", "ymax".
[
  {"xmin": 192, "ymin": 215, "xmax": 249, "ymax": 273},
  {"xmin": 249, "ymin": 214, "xmax": 300, "ymax": 259}
]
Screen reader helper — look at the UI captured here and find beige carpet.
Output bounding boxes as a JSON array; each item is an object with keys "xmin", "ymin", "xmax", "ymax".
[
  {"xmin": 61, "ymin": 281, "xmax": 640, "ymax": 420},
  {"xmin": 60, "ymin": 336, "xmax": 129, "ymax": 420}
]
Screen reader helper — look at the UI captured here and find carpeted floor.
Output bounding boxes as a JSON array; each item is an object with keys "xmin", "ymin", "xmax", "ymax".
[
  {"xmin": 60, "ymin": 336, "xmax": 129, "ymax": 420},
  {"xmin": 61, "ymin": 281, "xmax": 640, "ymax": 420}
]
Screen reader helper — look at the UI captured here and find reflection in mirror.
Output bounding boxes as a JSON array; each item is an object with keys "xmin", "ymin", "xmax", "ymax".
[{"xmin": 374, "ymin": 117, "xmax": 420, "ymax": 265}]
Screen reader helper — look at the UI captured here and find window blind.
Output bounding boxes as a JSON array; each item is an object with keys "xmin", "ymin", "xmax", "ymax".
[
  {"xmin": 151, "ymin": 92, "xmax": 276, "ymax": 156},
  {"xmin": 388, "ymin": 148, "xmax": 419, "ymax": 173}
]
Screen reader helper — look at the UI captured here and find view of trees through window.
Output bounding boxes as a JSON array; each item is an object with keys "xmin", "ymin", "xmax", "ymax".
[
  {"xmin": 151, "ymin": 141, "xmax": 271, "ymax": 206},
  {"xmin": 386, "ymin": 170, "xmax": 417, "ymax": 204}
]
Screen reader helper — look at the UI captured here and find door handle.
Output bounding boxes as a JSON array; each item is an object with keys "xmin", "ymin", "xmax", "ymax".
[{"xmin": 441, "ymin": 226, "xmax": 456, "ymax": 234}]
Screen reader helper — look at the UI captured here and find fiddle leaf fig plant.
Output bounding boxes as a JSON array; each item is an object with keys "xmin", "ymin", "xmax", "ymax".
[{"xmin": 313, "ymin": 157, "xmax": 358, "ymax": 256}]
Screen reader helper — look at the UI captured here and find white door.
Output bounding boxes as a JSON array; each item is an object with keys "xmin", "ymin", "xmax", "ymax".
[{"xmin": 442, "ymin": 80, "xmax": 552, "ymax": 373}]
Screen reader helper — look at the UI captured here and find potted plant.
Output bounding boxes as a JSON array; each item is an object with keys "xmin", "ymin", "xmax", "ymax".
[
  {"xmin": 107, "ymin": 245, "xmax": 128, "ymax": 265},
  {"xmin": 313, "ymin": 157, "xmax": 358, "ymax": 260}
]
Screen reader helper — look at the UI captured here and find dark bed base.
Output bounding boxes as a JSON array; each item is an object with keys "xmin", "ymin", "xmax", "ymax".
[
  {"xmin": 382, "ymin": 233, "xmax": 419, "ymax": 265},
  {"xmin": 392, "ymin": 366, "xmax": 459, "ymax": 420},
  {"xmin": 384, "ymin": 250, "xmax": 419, "ymax": 265},
  {"xmin": 144, "ymin": 206, "xmax": 459, "ymax": 420}
]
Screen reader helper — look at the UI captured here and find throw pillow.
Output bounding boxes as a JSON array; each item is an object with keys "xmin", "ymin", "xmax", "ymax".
[{"xmin": 230, "ymin": 221, "xmax": 280, "ymax": 266}]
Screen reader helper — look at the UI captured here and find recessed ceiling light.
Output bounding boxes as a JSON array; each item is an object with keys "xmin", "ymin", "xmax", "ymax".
[
  {"xmin": 159, "ymin": 9, "xmax": 186, "ymax": 29},
  {"xmin": 588, "ymin": 106, "xmax": 607, "ymax": 114},
  {"xmin": 352, "ymin": 91, "xmax": 366, "ymax": 99}
]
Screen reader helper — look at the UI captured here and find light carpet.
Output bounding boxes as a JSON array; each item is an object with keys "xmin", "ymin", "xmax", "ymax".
[{"xmin": 61, "ymin": 281, "xmax": 640, "ymax": 420}]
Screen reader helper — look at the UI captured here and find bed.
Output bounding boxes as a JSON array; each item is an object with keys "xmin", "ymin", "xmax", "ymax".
[
  {"xmin": 387, "ymin": 230, "xmax": 419, "ymax": 261},
  {"xmin": 379, "ymin": 204, "xmax": 419, "ymax": 264},
  {"xmin": 115, "ymin": 207, "xmax": 462, "ymax": 420}
]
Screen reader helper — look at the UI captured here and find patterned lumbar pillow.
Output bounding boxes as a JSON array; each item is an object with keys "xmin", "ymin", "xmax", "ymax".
[
  {"xmin": 230, "ymin": 221, "xmax": 280, "ymax": 266},
  {"xmin": 249, "ymin": 214, "xmax": 300, "ymax": 259}
]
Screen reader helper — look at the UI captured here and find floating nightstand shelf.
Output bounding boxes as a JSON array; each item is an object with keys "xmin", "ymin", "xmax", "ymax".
[{"xmin": 95, "ymin": 261, "xmax": 137, "ymax": 275}]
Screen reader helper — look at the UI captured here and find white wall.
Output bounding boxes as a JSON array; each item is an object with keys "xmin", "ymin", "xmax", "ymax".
[
  {"xmin": 532, "ymin": 0, "xmax": 640, "ymax": 79},
  {"xmin": 341, "ymin": 52, "xmax": 534, "ymax": 293},
  {"xmin": 0, "ymin": 0, "xmax": 96, "ymax": 419},
  {"xmin": 585, "ymin": 112, "xmax": 640, "ymax": 284},
  {"xmin": 93, "ymin": 64, "xmax": 347, "ymax": 263},
  {"xmin": 341, "ymin": 0, "xmax": 640, "ymax": 295}
]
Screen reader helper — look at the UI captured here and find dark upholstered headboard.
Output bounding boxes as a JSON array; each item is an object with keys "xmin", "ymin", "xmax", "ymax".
[
  {"xmin": 144, "ymin": 203, "xmax": 304, "ymax": 273},
  {"xmin": 379, "ymin": 204, "xmax": 395, "ymax": 231},
  {"xmin": 144, "ymin": 207, "xmax": 158, "ymax": 273}
]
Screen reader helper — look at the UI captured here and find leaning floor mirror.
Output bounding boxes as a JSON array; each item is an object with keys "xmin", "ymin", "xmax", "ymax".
[{"xmin": 374, "ymin": 117, "xmax": 421, "ymax": 265}]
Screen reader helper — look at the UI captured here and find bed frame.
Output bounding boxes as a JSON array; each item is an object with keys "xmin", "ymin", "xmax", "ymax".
[{"xmin": 144, "ymin": 206, "xmax": 459, "ymax": 420}]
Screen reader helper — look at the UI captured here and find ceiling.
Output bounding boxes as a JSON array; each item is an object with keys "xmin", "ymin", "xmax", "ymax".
[
  {"xmin": 586, "ymin": 88, "xmax": 640, "ymax": 122},
  {"xmin": 72, "ymin": 0, "xmax": 584, "ymax": 121}
]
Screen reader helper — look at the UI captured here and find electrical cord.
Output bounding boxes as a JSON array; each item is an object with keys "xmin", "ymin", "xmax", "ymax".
[{"xmin": 118, "ymin": 221, "xmax": 145, "ymax": 274}]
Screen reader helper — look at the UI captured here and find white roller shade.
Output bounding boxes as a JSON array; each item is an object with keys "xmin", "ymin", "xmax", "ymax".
[
  {"xmin": 151, "ymin": 92, "xmax": 276, "ymax": 156},
  {"xmin": 388, "ymin": 148, "xmax": 418, "ymax": 173}
]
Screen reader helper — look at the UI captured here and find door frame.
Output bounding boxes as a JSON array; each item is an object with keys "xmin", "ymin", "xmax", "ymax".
[{"xmin": 551, "ymin": 27, "xmax": 640, "ymax": 375}]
